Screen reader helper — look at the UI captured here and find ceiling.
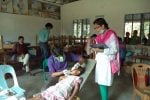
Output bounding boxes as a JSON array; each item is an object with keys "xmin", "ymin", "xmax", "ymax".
[{"xmin": 37, "ymin": 0, "xmax": 80, "ymax": 6}]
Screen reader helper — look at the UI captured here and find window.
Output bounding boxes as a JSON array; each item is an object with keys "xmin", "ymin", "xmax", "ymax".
[
  {"xmin": 73, "ymin": 19, "xmax": 90, "ymax": 38},
  {"xmin": 124, "ymin": 13, "xmax": 150, "ymax": 44}
]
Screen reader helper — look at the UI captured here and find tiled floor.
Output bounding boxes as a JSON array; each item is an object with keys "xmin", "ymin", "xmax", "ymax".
[{"xmin": 79, "ymin": 69, "xmax": 133, "ymax": 100}]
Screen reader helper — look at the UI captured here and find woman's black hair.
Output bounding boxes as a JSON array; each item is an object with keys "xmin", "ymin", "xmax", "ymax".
[
  {"xmin": 90, "ymin": 34, "xmax": 97, "ymax": 38},
  {"xmin": 93, "ymin": 18, "xmax": 109, "ymax": 29}
]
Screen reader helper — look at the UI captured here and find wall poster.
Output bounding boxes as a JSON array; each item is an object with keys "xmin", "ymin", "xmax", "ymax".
[
  {"xmin": 13, "ymin": 0, "xmax": 28, "ymax": 15},
  {"xmin": 0, "ymin": 0, "xmax": 13, "ymax": 13}
]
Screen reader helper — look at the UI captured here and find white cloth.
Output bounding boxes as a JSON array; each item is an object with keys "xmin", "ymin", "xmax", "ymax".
[
  {"xmin": 95, "ymin": 53, "xmax": 113, "ymax": 86},
  {"xmin": 18, "ymin": 53, "xmax": 30, "ymax": 72},
  {"xmin": 71, "ymin": 62, "xmax": 85, "ymax": 71},
  {"xmin": 63, "ymin": 69, "xmax": 71, "ymax": 76},
  {"xmin": 41, "ymin": 76, "xmax": 82, "ymax": 100},
  {"xmin": 95, "ymin": 32, "xmax": 119, "ymax": 86},
  {"xmin": 85, "ymin": 38, "xmax": 91, "ymax": 55}
]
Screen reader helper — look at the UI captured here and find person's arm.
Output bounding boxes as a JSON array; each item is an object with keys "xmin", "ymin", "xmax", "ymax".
[
  {"xmin": 58, "ymin": 76, "xmax": 66, "ymax": 81},
  {"xmin": 91, "ymin": 48, "xmax": 104, "ymax": 53},
  {"xmin": 24, "ymin": 44, "xmax": 28, "ymax": 54},
  {"xmin": 51, "ymin": 71, "xmax": 64, "ymax": 77},
  {"xmin": 68, "ymin": 82, "xmax": 80, "ymax": 100}
]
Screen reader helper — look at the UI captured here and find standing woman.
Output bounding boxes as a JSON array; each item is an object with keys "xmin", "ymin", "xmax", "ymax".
[{"xmin": 92, "ymin": 18, "xmax": 120, "ymax": 100}]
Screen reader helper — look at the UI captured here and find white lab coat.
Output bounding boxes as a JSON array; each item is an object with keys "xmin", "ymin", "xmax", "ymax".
[{"xmin": 95, "ymin": 31, "xmax": 119, "ymax": 86}]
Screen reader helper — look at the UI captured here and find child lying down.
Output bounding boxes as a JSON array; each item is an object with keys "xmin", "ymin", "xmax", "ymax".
[{"xmin": 34, "ymin": 67, "xmax": 85, "ymax": 100}]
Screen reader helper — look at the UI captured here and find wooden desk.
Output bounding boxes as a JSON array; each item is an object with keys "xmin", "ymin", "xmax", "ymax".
[
  {"xmin": 0, "ymin": 49, "xmax": 5, "ymax": 64},
  {"xmin": 3, "ymin": 43, "xmax": 31, "ymax": 50},
  {"xmin": 132, "ymin": 55, "xmax": 150, "ymax": 63},
  {"xmin": 3, "ymin": 44, "xmax": 14, "ymax": 49}
]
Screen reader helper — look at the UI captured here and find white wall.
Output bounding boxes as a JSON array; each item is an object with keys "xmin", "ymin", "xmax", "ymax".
[
  {"xmin": 61, "ymin": 0, "xmax": 150, "ymax": 37},
  {"xmin": 0, "ymin": 13, "xmax": 61, "ymax": 45}
]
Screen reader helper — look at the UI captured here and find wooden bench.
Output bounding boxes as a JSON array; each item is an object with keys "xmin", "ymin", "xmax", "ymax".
[
  {"xmin": 131, "ymin": 55, "xmax": 150, "ymax": 63},
  {"xmin": 80, "ymin": 59, "xmax": 96, "ymax": 89}
]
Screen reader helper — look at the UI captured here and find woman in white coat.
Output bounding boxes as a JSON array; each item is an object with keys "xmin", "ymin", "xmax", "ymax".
[{"xmin": 91, "ymin": 18, "xmax": 119, "ymax": 100}]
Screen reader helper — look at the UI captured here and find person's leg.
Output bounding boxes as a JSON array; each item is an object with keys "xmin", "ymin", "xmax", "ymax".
[
  {"xmin": 99, "ymin": 85, "xmax": 108, "ymax": 100},
  {"xmin": 11, "ymin": 54, "xmax": 17, "ymax": 61},
  {"xmin": 42, "ymin": 43, "xmax": 49, "ymax": 59},
  {"xmin": 39, "ymin": 43, "xmax": 49, "ymax": 59},
  {"xmin": 22, "ymin": 54, "xmax": 30, "ymax": 72},
  {"xmin": 18, "ymin": 55, "xmax": 26, "ymax": 71},
  {"xmin": 39, "ymin": 43, "xmax": 44, "ymax": 59}
]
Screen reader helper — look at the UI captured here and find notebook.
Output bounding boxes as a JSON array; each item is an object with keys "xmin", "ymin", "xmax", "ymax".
[{"xmin": 90, "ymin": 43, "xmax": 108, "ymax": 49}]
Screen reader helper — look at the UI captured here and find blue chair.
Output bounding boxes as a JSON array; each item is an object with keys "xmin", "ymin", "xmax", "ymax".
[{"xmin": 0, "ymin": 65, "xmax": 26, "ymax": 100}]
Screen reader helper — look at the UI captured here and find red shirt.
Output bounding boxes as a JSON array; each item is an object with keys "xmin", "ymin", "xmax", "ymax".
[{"xmin": 12, "ymin": 42, "xmax": 28, "ymax": 55}]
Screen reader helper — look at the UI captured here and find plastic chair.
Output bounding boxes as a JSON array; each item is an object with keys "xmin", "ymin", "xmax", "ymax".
[
  {"xmin": 131, "ymin": 63, "xmax": 150, "ymax": 100},
  {"xmin": 0, "ymin": 65, "xmax": 26, "ymax": 100}
]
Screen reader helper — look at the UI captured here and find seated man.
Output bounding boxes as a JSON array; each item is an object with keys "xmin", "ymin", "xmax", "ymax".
[
  {"xmin": 11, "ymin": 36, "xmax": 30, "ymax": 72},
  {"xmin": 46, "ymin": 43, "xmax": 84, "ymax": 76},
  {"xmin": 36, "ymin": 65, "xmax": 85, "ymax": 100},
  {"xmin": 47, "ymin": 48, "xmax": 68, "ymax": 77},
  {"xmin": 130, "ymin": 30, "xmax": 140, "ymax": 45}
]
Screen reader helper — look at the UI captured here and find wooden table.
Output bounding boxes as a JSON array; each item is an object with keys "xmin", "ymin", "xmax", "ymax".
[
  {"xmin": 0, "ymin": 49, "xmax": 8, "ymax": 64},
  {"xmin": 132, "ymin": 55, "xmax": 150, "ymax": 63}
]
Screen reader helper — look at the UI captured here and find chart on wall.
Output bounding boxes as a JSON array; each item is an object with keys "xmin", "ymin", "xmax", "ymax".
[
  {"xmin": 13, "ymin": 0, "xmax": 28, "ymax": 15},
  {"xmin": 41, "ymin": 3, "xmax": 60, "ymax": 19},
  {"xmin": 0, "ymin": 0, "xmax": 13, "ymax": 13},
  {"xmin": 28, "ymin": 0, "xmax": 42, "ymax": 16},
  {"xmin": 0, "ymin": 0, "xmax": 60, "ymax": 19},
  {"xmin": 28, "ymin": 0, "xmax": 60, "ymax": 19}
]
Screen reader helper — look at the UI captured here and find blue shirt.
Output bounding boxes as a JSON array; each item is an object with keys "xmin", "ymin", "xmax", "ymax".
[{"xmin": 38, "ymin": 28, "xmax": 50, "ymax": 43}]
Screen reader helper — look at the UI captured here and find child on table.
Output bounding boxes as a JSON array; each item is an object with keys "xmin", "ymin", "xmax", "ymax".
[
  {"xmin": 32, "ymin": 55, "xmax": 87, "ymax": 100},
  {"xmin": 39, "ymin": 66, "xmax": 85, "ymax": 100}
]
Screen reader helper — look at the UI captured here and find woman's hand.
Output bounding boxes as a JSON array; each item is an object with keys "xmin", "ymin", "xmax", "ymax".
[
  {"xmin": 91, "ymin": 48, "xmax": 104, "ymax": 53},
  {"xmin": 68, "ymin": 97, "xmax": 73, "ymax": 100},
  {"xmin": 90, "ymin": 48, "xmax": 95, "ymax": 53}
]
